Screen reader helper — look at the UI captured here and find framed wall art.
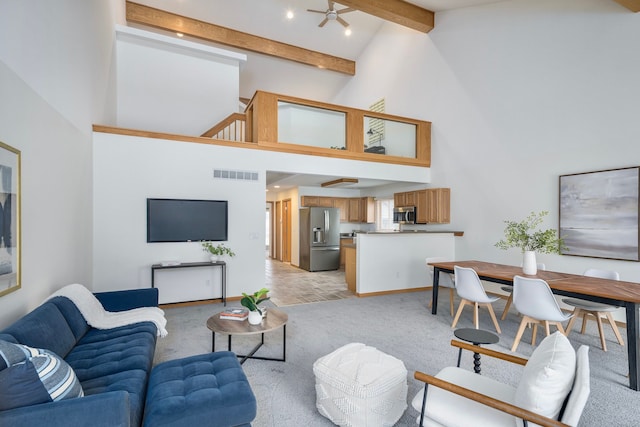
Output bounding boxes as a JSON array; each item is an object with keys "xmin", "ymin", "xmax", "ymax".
[
  {"xmin": 0, "ymin": 141, "xmax": 20, "ymax": 297},
  {"xmin": 559, "ymin": 166, "xmax": 639, "ymax": 261}
]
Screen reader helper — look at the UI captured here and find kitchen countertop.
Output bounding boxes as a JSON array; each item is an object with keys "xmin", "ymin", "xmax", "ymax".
[{"xmin": 355, "ymin": 230, "xmax": 464, "ymax": 236}]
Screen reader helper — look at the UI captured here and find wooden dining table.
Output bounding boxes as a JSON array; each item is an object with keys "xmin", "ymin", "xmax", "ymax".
[{"xmin": 429, "ymin": 260, "xmax": 640, "ymax": 391}]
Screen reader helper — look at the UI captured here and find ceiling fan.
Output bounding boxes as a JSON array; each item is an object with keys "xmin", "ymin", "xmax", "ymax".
[{"xmin": 307, "ymin": 1, "xmax": 355, "ymax": 28}]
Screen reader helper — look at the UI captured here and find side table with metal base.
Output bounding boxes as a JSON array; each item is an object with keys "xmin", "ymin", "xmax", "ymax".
[{"xmin": 454, "ymin": 328, "xmax": 499, "ymax": 374}]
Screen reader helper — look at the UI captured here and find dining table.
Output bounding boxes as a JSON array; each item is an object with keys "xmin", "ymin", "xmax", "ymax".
[{"xmin": 429, "ymin": 260, "xmax": 640, "ymax": 391}]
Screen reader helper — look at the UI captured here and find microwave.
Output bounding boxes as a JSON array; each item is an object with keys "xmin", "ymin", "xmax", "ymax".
[{"xmin": 393, "ymin": 206, "xmax": 416, "ymax": 224}]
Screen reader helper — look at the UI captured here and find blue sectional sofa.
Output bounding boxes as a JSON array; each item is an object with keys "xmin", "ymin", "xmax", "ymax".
[{"xmin": 0, "ymin": 288, "xmax": 159, "ymax": 427}]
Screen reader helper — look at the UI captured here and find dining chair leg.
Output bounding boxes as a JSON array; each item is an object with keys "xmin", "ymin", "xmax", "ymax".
[
  {"xmin": 449, "ymin": 288, "xmax": 455, "ymax": 317},
  {"xmin": 511, "ymin": 317, "xmax": 529, "ymax": 352},
  {"xmin": 451, "ymin": 299, "xmax": 468, "ymax": 329},
  {"xmin": 500, "ymin": 293, "xmax": 513, "ymax": 321},
  {"xmin": 606, "ymin": 312, "xmax": 625, "ymax": 346},
  {"xmin": 531, "ymin": 323, "xmax": 538, "ymax": 347},
  {"xmin": 555, "ymin": 322, "xmax": 566, "ymax": 335},
  {"xmin": 543, "ymin": 320, "xmax": 551, "ymax": 336},
  {"xmin": 580, "ymin": 312, "xmax": 589, "ymax": 334},
  {"xmin": 427, "ymin": 298, "xmax": 432, "ymax": 309},
  {"xmin": 485, "ymin": 303, "xmax": 501, "ymax": 334},
  {"xmin": 565, "ymin": 308, "xmax": 582, "ymax": 335},
  {"xmin": 594, "ymin": 312, "xmax": 607, "ymax": 352}
]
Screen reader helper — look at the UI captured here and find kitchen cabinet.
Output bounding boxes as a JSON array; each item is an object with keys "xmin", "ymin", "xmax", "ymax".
[
  {"xmin": 300, "ymin": 196, "xmax": 333, "ymax": 207},
  {"xmin": 340, "ymin": 238, "xmax": 352, "ymax": 267},
  {"xmin": 344, "ymin": 245, "xmax": 356, "ymax": 292},
  {"xmin": 413, "ymin": 188, "xmax": 451, "ymax": 224},
  {"xmin": 394, "ymin": 191, "xmax": 416, "ymax": 207},
  {"xmin": 333, "ymin": 198, "xmax": 350, "ymax": 222},
  {"xmin": 348, "ymin": 197, "xmax": 375, "ymax": 223}
]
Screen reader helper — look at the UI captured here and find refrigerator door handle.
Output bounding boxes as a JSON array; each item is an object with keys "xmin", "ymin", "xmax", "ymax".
[{"xmin": 324, "ymin": 210, "xmax": 329, "ymax": 243}]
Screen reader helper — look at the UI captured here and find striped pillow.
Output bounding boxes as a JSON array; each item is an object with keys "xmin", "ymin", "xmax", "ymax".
[{"xmin": 0, "ymin": 341, "xmax": 83, "ymax": 411}]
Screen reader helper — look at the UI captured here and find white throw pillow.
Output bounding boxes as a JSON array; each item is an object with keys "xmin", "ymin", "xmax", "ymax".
[{"xmin": 514, "ymin": 332, "xmax": 576, "ymax": 423}]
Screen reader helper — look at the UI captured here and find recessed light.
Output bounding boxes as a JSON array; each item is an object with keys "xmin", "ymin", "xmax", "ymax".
[
  {"xmin": 274, "ymin": 185, "xmax": 281, "ymax": 189},
  {"xmin": 286, "ymin": 10, "xmax": 294, "ymax": 20},
  {"xmin": 344, "ymin": 28, "xmax": 352, "ymax": 36},
  {"xmin": 176, "ymin": 32, "xmax": 184, "ymax": 38}
]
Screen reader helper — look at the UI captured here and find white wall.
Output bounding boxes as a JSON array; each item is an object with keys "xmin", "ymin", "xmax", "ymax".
[
  {"xmin": 115, "ymin": 26, "xmax": 245, "ymax": 135},
  {"xmin": 93, "ymin": 133, "xmax": 431, "ymax": 297},
  {"xmin": 0, "ymin": 0, "xmax": 117, "ymax": 328},
  {"xmin": 334, "ymin": 0, "xmax": 640, "ymax": 284}
]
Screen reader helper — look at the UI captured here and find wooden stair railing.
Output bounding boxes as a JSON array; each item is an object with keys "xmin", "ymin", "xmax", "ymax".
[{"xmin": 201, "ymin": 112, "xmax": 246, "ymax": 141}]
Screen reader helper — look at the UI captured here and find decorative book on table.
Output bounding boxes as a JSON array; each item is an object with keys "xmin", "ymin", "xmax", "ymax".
[{"xmin": 219, "ymin": 307, "xmax": 249, "ymax": 321}]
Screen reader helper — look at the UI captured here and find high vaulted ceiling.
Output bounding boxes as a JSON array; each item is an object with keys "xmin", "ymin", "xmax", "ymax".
[{"xmin": 127, "ymin": 0, "xmax": 508, "ymax": 101}]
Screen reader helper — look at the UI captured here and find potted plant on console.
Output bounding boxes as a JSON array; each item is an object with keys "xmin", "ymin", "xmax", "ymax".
[
  {"xmin": 495, "ymin": 211, "xmax": 565, "ymax": 275},
  {"xmin": 201, "ymin": 241, "xmax": 236, "ymax": 262},
  {"xmin": 241, "ymin": 287, "xmax": 270, "ymax": 325}
]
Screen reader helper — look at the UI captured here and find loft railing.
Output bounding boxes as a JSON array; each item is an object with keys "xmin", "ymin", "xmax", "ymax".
[
  {"xmin": 201, "ymin": 112, "xmax": 246, "ymax": 142},
  {"xmin": 198, "ymin": 90, "xmax": 431, "ymax": 167}
]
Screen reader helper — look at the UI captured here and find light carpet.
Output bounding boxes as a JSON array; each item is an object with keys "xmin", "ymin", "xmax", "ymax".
[{"xmin": 154, "ymin": 291, "xmax": 640, "ymax": 426}]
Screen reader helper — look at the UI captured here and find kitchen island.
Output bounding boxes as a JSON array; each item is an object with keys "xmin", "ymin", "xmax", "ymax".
[{"xmin": 352, "ymin": 231, "xmax": 463, "ymax": 296}]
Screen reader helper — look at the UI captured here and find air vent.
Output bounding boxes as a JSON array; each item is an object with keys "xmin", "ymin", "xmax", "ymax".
[{"xmin": 213, "ymin": 169, "xmax": 259, "ymax": 181}]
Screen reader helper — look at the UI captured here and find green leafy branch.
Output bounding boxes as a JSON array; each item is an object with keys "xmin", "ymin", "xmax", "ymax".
[{"xmin": 495, "ymin": 211, "xmax": 566, "ymax": 254}]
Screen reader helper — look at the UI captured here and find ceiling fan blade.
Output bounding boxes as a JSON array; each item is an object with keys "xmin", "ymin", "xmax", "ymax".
[
  {"xmin": 306, "ymin": 9, "xmax": 326, "ymax": 13},
  {"xmin": 328, "ymin": 1, "xmax": 335, "ymax": 11},
  {"xmin": 337, "ymin": 8, "xmax": 355, "ymax": 14},
  {"xmin": 336, "ymin": 16, "xmax": 349, "ymax": 28},
  {"xmin": 318, "ymin": 18, "xmax": 329, "ymax": 27}
]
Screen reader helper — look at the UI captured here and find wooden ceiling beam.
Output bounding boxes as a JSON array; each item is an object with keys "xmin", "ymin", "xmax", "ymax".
[
  {"xmin": 126, "ymin": 1, "xmax": 355, "ymax": 75},
  {"xmin": 337, "ymin": 0, "xmax": 435, "ymax": 33},
  {"xmin": 613, "ymin": 0, "xmax": 640, "ymax": 12}
]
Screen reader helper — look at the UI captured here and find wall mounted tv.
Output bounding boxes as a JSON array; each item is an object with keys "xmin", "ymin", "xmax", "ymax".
[{"xmin": 147, "ymin": 198, "xmax": 228, "ymax": 243}]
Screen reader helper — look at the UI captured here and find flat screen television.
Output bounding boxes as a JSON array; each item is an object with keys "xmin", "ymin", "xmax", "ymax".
[{"xmin": 147, "ymin": 198, "xmax": 228, "ymax": 243}]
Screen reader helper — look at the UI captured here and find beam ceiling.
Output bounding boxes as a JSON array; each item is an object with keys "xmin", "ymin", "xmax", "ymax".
[
  {"xmin": 613, "ymin": 0, "xmax": 640, "ymax": 11},
  {"xmin": 126, "ymin": 1, "xmax": 356, "ymax": 75},
  {"xmin": 338, "ymin": 0, "xmax": 435, "ymax": 33}
]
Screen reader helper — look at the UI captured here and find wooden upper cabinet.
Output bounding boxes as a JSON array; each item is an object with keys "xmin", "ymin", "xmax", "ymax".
[
  {"xmin": 394, "ymin": 192, "xmax": 406, "ymax": 207},
  {"xmin": 348, "ymin": 198, "xmax": 361, "ymax": 222},
  {"xmin": 333, "ymin": 198, "xmax": 350, "ymax": 222},
  {"xmin": 301, "ymin": 196, "xmax": 333, "ymax": 207},
  {"xmin": 396, "ymin": 188, "xmax": 451, "ymax": 224},
  {"xmin": 360, "ymin": 197, "xmax": 375, "ymax": 223}
]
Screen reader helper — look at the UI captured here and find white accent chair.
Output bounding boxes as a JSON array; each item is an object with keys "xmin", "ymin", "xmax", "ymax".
[
  {"xmin": 451, "ymin": 266, "xmax": 501, "ymax": 334},
  {"xmin": 412, "ymin": 332, "xmax": 590, "ymax": 427},
  {"xmin": 500, "ymin": 263, "xmax": 546, "ymax": 320},
  {"xmin": 563, "ymin": 269, "xmax": 625, "ymax": 351},
  {"xmin": 511, "ymin": 276, "xmax": 572, "ymax": 352},
  {"xmin": 426, "ymin": 257, "xmax": 456, "ymax": 316}
]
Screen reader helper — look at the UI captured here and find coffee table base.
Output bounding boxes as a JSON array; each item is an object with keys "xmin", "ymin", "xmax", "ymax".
[{"xmin": 212, "ymin": 325, "xmax": 286, "ymax": 364}]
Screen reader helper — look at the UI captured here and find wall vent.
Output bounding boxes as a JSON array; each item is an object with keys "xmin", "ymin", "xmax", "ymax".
[{"xmin": 213, "ymin": 169, "xmax": 259, "ymax": 182}]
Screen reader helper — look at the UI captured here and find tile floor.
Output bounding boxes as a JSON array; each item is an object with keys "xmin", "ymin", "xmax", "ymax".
[{"xmin": 265, "ymin": 257, "xmax": 355, "ymax": 307}]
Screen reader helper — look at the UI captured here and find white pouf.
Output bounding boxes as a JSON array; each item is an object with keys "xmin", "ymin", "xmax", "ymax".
[{"xmin": 313, "ymin": 343, "xmax": 408, "ymax": 427}]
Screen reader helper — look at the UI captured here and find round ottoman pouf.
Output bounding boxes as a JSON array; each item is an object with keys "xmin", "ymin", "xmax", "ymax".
[{"xmin": 313, "ymin": 342, "xmax": 408, "ymax": 427}]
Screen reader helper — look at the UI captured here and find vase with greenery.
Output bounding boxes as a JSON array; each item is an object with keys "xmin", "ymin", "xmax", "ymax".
[
  {"xmin": 495, "ymin": 211, "xmax": 565, "ymax": 275},
  {"xmin": 241, "ymin": 287, "xmax": 270, "ymax": 324},
  {"xmin": 201, "ymin": 241, "xmax": 236, "ymax": 262}
]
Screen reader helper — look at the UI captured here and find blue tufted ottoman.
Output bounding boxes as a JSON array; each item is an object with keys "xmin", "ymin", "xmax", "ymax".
[{"xmin": 143, "ymin": 352, "xmax": 256, "ymax": 427}]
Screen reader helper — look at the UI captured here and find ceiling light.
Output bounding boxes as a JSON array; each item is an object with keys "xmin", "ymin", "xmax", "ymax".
[
  {"xmin": 321, "ymin": 178, "xmax": 358, "ymax": 188},
  {"xmin": 286, "ymin": 10, "xmax": 294, "ymax": 20},
  {"xmin": 274, "ymin": 185, "xmax": 280, "ymax": 188},
  {"xmin": 176, "ymin": 32, "xmax": 184, "ymax": 38},
  {"xmin": 344, "ymin": 28, "xmax": 352, "ymax": 36}
]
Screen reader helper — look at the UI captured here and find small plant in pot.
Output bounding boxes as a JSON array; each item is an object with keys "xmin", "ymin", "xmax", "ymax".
[
  {"xmin": 241, "ymin": 287, "xmax": 270, "ymax": 325},
  {"xmin": 495, "ymin": 211, "xmax": 565, "ymax": 275},
  {"xmin": 201, "ymin": 241, "xmax": 235, "ymax": 262}
]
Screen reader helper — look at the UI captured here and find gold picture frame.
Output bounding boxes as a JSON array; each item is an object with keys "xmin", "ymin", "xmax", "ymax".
[{"xmin": 0, "ymin": 141, "xmax": 21, "ymax": 297}]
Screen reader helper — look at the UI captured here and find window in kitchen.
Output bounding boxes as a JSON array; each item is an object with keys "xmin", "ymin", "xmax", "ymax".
[{"xmin": 376, "ymin": 198, "xmax": 397, "ymax": 231}]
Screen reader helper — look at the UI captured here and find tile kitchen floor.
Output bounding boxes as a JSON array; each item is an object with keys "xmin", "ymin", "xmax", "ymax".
[{"xmin": 265, "ymin": 257, "xmax": 355, "ymax": 307}]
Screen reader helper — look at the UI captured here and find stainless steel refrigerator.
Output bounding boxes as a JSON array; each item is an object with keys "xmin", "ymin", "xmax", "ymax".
[{"xmin": 299, "ymin": 207, "xmax": 340, "ymax": 272}]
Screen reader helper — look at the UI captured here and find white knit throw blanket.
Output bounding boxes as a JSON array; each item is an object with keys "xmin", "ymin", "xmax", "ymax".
[{"xmin": 47, "ymin": 284, "xmax": 168, "ymax": 337}]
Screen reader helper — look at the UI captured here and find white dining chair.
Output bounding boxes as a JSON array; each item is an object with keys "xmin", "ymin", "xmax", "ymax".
[
  {"xmin": 563, "ymin": 269, "xmax": 625, "ymax": 351},
  {"xmin": 451, "ymin": 266, "xmax": 501, "ymax": 333},
  {"xmin": 500, "ymin": 263, "xmax": 546, "ymax": 320},
  {"xmin": 426, "ymin": 257, "xmax": 456, "ymax": 316},
  {"xmin": 511, "ymin": 275, "xmax": 572, "ymax": 352}
]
